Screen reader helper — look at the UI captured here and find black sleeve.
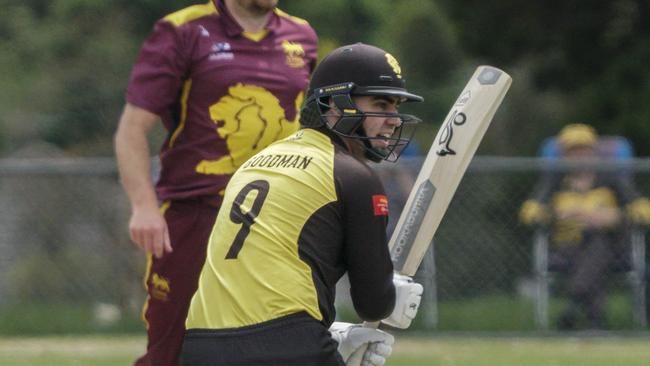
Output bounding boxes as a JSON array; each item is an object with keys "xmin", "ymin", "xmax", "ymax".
[{"xmin": 336, "ymin": 154, "xmax": 395, "ymax": 321}]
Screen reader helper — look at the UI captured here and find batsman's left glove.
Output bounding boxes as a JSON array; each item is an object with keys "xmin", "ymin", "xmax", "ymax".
[{"xmin": 382, "ymin": 273, "xmax": 423, "ymax": 329}]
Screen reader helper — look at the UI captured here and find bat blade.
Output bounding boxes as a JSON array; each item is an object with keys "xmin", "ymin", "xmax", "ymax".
[{"xmin": 389, "ymin": 65, "xmax": 511, "ymax": 276}]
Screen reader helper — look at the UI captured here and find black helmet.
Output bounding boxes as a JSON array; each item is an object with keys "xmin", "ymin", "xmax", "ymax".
[{"xmin": 301, "ymin": 43, "xmax": 423, "ymax": 162}]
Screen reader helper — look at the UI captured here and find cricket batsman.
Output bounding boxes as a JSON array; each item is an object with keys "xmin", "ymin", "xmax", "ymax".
[{"xmin": 181, "ymin": 43, "xmax": 424, "ymax": 365}]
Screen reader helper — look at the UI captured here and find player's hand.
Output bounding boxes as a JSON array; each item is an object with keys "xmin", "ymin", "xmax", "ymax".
[
  {"xmin": 627, "ymin": 197, "xmax": 650, "ymax": 225},
  {"xmin": 129, "ymin": 205, "xmax": 172, "ymax": 258},
  {"xmin": 382, "ymin": 273, "xmax": 423, "ymax": 329},
  {"xmin": 329, "ymin": 322, "xmax": 394, "ymax": 365},
  {"xmin": 519, "ymin": 199, "xmax": 550, "ymax": 226}
]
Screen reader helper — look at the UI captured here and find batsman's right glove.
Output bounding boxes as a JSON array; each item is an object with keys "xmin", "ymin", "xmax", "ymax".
[{"xmin": 329, "ymin": 322, "xmax": 394, "ymax": 366}]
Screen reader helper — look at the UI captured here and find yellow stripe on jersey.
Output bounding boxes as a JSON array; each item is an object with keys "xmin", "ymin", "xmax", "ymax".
[
  {"xmin": 168, "ymin": 80, "xmax": 192, "ymax": 148},
  {"xmin": 163, "ymin": 1, "xmax": 218, "ymax": 27},
  {"xmin": 140, "ymin": 200, "xmax": 172, "ymax": 329},
  {"xmin": 274, "ymin": 8, "xmax": 310, "ymax": 25},
  {"xmin": 140, "ymin": 252, "xmax": 153, "ymax": 330},
  {"xmin": 242, "ymin": 30, "xmax": 269, "ymax": 42},
  {"xmin": 187, "ymin": 129, "xmax": 336, "ymax": 329}
]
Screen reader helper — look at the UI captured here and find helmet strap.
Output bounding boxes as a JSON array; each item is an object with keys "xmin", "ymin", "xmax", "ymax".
[
  {"xmin": 330, "ymin": 94, "xmax": 365, "ymax": 135},
  {"xmin": 353, "ymin": 127, "xmax": 384, "ymax": 162}
]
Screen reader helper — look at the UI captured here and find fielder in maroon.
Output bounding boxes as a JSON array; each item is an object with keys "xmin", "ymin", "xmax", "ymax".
[{"xmin": 115, "ymin": 1, "xmax": 317, "ymax": 365}]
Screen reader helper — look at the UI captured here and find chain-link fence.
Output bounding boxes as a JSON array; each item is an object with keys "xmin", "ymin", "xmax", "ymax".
[
  {"xmin": 372, "ymin": 156, "xmax": 650, "ymax": 332},
  {"xmin": 1, "ymin": 156, "xmax": 649, "ymax": 335},
  {"xmin": 0, "ymin": 157, "xmax": 142, "ymax": 335}
]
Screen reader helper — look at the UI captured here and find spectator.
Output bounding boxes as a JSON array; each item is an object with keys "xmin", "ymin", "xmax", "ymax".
[{"xmin": 519, "ymin": 123, "xmax": 650, "ymax": 329}]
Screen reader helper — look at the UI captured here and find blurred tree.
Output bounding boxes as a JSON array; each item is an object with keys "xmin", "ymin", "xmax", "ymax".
[
  {"xmin": 1, "ymin": 0, "xmax": 649, "ymax": 156},
  {"xmin": 283, "ymin": 0, "xmax": 467, "ymax": 151},
  {"xmin": 438, "ymin": 0, "xmax": 650, "ymax": 155},
  {"xmin": 374, "ymin": 0, "xmax": 464, "ymax": 151},
  {"xmin": 282, "ymin": 0, "xmax": 379, "ymax": 46},
  {"xmin": 0, "ymin": 0, "xmax": 194, "ymax": 155}
]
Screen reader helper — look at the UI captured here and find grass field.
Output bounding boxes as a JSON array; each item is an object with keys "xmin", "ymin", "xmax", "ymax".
[{"xmin": 1, "ymin": 334, "xmax": 650, "ymax": 366}]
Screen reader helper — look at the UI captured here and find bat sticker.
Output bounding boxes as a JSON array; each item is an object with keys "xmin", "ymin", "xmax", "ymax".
[
  {"xmin": 390, "ymin": 180, "xmax": 436, "ymax": 271},
  {"xmin": 436, "ymin": 110, "xmax": 467, "ymax": 156},
  {"xmin": 455, "ymin": 90, "xmax": 471, "ymax": 106}
]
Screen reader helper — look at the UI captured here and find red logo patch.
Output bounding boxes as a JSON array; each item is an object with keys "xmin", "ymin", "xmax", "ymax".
[{"xmin": 372, "ymin": 195, "xmax": 389, "ymax": 216}]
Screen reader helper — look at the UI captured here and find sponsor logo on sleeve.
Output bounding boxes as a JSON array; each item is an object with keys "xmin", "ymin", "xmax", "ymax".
[
  {"xmin": 282, "ymin": 40, "xmax": 306, "ymax": 68},
  {"xmin": 372, "ymin": 195, "xmax": 389, "ymax": 216}
]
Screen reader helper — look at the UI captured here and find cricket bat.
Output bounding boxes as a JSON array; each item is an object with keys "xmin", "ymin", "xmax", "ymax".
[{"xmin": 347, "ymin": 65, "xmax": 511, "ymax": 365}]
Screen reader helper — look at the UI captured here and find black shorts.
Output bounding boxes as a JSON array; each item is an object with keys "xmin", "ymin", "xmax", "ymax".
[{"xmin": 181, "ymin": 312, "xmax": 344, "ymax": 366}]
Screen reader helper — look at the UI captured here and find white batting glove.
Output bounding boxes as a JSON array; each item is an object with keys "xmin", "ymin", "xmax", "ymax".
[
  {"xmin": 381, "ymin": 273, "xmax": 423, "ymax": 329},
  {"xmin": 329, "ymin": 322, "xmax": 394, "ymax": 365}
]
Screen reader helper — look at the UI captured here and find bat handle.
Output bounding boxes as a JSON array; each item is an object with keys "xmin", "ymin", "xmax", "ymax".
[{"xmin": 345, "ymin": 320, "xmax": 381, "ymax": 366}]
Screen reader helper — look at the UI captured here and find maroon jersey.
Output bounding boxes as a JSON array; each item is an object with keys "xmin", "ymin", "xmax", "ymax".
[{"xmin": 126, "ymin": 0, "xmax": 318, "ymax": 205}]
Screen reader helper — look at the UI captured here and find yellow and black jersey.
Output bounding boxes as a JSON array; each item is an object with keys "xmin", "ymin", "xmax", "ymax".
[
  {"xmin": 550, "ymin": 187, "xmax": 619, "ymax": 244},
  {"xmin": 528, "ymin": 171, "xmax": 638, "ymax": 246},
  {"xmin": 186, "ymin": 128, "xmax": 395, "ymax": 330}
]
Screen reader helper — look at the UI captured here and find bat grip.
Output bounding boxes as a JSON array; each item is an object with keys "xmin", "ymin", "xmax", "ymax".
[{"xmin": 345, "ymin": 320, "xmax": 381, "ymax": 366}]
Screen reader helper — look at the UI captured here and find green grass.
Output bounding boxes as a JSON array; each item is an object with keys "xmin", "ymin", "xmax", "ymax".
[
  {"xmin": 2, "ymin": 335, "xmax": 650, "ymax": 366},
  {"xmin": 431, "ymin": 292, "xmax": 637, "ymax": 331},
  {"xmin": 0, "ymin": 335, "xmax": 144, "ymax": 366},
  {"xmin": 337, "ymin": 292, "xmax": 640, "ymax": 332},
  {"xmin": 2, "ymin": 292, "xmax": 639, "ymax": 335},
  {"xmin": 387, "ymin": 336, "xmax": 650, "ymax": 366},
  {"xmin": 435, "ymin": 295, "xmax": 536, "ymax": 331},
  {"xmin": 0, "ymin": 303, "xmax": 142, "ymax": 335}
]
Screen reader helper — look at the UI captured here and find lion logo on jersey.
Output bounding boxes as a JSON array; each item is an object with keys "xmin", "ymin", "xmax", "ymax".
[{"xmin": 196, "ymin": 83, "xmax": 302, "ymax": 175}]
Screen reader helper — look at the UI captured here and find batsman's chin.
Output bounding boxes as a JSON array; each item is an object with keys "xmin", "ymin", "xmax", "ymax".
[{"xmin": 371, "ymin": 138, "xmax": 391, "ymax": 149}]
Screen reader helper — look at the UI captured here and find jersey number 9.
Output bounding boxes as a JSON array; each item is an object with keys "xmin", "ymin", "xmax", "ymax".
[{"xmin": 225, "ymin": 180, "xmax": 270, "ymax": 259}]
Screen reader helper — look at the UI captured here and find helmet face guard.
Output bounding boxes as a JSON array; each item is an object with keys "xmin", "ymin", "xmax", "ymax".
[
  {"xmin": 300, "ymin": 43, "xmax": 424, "ymax": 162},
  {"xmin": 306, "ymin": 82, "xmax": 422, "ymax": 162}
]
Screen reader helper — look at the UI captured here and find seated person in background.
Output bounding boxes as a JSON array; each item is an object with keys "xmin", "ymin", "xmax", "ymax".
[{"xmin": 519, "ymin": 123, "xmax": 650, "ymax": 330}]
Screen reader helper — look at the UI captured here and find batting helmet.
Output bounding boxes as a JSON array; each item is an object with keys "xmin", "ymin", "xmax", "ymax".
[{"xmin": 301, "ymin": 43, "xmax": 423, "ymax": 162}]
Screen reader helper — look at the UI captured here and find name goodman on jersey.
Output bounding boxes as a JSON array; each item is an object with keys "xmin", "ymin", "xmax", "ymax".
[{"xmin": 241, "ymin": 152, "xmax": 314, "ymax": 170}]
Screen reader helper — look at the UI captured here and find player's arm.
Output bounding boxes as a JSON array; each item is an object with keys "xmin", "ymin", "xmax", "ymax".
[
  {"xmin": 519, "ymin": 172, "xmax": 561, "ymax": 226},
  {"xmin": 115, "ymin": 17, "xmax": 189, "ymax": 258},
  {"xmin": 610, "ymin": 173, "xmax": 650, "ymax": 226},
  {"xmin": 338, "ymin": 162, "xmax": 423, "ymax": 328},
  {"xmin": 114, "ymin": 103, "xmax": 172, "ymax": 258},
  {"xmin": 339, "ymin": 164, "xmax": 395, "ymax": 321}
]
